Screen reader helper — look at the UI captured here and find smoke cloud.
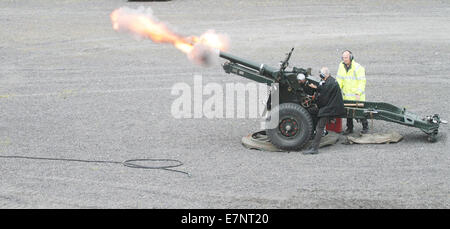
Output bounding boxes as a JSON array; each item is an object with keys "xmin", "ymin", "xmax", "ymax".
[{"xmin": 110, "ymin": 6, "xmax": 230, "ymax": 67}]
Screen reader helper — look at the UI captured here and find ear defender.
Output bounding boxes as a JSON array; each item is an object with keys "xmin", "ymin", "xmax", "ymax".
[
  {"xmin": 342, "ymin": 50, "xmax": 354, "ymax": 61},
  {"xmin": 319, "ymin": 71, "xmax": 326, "ymax": 79}
]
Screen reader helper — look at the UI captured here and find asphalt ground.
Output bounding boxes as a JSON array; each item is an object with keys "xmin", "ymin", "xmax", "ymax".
[{"xmin": 0, "ymin": 0, "xmax": 449, "ymax": 208}]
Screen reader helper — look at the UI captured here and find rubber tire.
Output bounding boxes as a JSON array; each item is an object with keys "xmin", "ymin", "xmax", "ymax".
[{"xmin": 266, "ymin": 103, "xmax": 314, "ymax": 151}]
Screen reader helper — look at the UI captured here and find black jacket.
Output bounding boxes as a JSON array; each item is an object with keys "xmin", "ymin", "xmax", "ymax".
[{"xmin": 316, "ymin": 76, "xmax": 346, "ymax": 118}]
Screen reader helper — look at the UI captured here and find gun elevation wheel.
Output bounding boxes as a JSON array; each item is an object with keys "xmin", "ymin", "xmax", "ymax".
[{"xmin": 267, "ymin": 103, "xmax": 313, "ymax": 151}]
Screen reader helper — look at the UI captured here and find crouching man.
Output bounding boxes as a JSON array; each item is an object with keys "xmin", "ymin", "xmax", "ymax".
[{"xmin": 303, "ymin": 67, "xmax": 346, "ymax": 155}]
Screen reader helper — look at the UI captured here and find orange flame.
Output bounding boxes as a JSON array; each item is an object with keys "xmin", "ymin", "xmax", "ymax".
[{"xmin": 110, "ymin": 7, "xmax": 229, "ymax": 64}]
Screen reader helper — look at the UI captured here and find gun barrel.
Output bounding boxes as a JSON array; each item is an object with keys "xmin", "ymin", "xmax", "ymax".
[{"xmin": 219, "ymin": 51, "xmax": 276, "ymax": 73}]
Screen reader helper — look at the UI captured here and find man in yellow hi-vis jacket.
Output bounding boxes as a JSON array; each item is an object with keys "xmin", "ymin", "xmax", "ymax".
[{"xmin": 336, "ymin": 50, "xmax": 369, "ymax": 134}]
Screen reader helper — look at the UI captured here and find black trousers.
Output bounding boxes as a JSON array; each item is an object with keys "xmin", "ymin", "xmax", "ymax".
[
  {"xmin": 346, "ymin": 118, "xmax": 368, "ymax": 129},
  {"xmin": 311, "ymin": 117, "xmax": 329, "ymax": 150}
]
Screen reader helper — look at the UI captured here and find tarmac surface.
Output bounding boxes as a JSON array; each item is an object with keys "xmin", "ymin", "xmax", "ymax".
[{"xmin": 0, "ymin": 0, "xmax": 449, "ymax": 208}]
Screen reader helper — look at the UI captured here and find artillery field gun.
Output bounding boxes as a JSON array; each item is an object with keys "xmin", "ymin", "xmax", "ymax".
[{"xmin": 220, "ymin": 48, "xmax": 446, "ymax": 151}]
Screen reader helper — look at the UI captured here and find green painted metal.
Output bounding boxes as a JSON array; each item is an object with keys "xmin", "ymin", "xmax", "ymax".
[
  {"xmin": 342, "ymin": 100, "xmax": 441, "ymax": 137},
  {"xmin": 222, "ymin": 62, "xmax": 275, "ymax": 85}
]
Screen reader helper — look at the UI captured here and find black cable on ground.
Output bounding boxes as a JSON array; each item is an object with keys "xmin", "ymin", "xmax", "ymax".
[{"xmin": 0, "ymin": 155, "xmax": 190, "ymax": 177}]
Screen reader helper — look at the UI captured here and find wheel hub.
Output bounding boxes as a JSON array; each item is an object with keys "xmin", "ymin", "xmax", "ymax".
[{"xmin": 279, "ymin": 118, "xmax": 299, "ymax": 137}]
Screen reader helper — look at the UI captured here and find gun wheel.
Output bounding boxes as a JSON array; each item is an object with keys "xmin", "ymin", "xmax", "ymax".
[{"xmin": 267, "ymin": 103, "xmax": 313, "ymax": 151}]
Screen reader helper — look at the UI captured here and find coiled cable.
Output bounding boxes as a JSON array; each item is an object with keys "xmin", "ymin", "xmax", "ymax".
[{"xmin": 0, "ymin": 155, "xmax": 190, "ymax": 177}]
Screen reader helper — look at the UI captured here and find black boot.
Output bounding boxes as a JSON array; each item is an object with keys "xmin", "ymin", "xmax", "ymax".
[
  {"xmin": 304, "ymin": 117, "xmax": 326, "ymax": 155},
  {"xmin": 361, "ymin": 127, "xmax": 369, "ymax": 134},
  {"xmin": 345, "ymin": 118, "xmax": 354, "ymax": 135},
  {"xmin": 361, "ymin": 119, "xmax": 369, "ymax": 134}
]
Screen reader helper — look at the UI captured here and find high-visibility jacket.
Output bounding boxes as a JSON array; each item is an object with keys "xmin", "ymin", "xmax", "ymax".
[{"xmin": 336, "ymin": 60, "xmax": 366, "ymax": 101}]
